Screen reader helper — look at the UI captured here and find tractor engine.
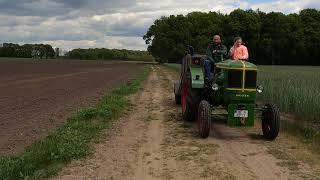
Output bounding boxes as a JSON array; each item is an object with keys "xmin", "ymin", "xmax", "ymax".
[{"xmin": 213, "ymin": 60, "xmax": 259, "ymax": 126}]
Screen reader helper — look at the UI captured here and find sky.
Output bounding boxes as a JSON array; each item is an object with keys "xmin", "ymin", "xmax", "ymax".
[{"xmin": 0, "ymin": 0, "xmax": 319, "ymax": 51}]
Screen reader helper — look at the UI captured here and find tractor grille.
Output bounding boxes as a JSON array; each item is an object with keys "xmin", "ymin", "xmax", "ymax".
[
  {"xmin": 228, "ymin": 70, "xmax": 242, "ymax": 88},
  {"xmin": 245, "ymin": 71, "xmax": 257, "ymax": 88}
]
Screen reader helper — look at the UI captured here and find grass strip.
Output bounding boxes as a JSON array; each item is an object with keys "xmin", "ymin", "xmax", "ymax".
[
  {"xmin": 281, "ymin": 120, "xmax": 320, "ymax": 152},
  {"xmin": 0, "ymin": 65, "xmax": 150, "ymax": 180}
]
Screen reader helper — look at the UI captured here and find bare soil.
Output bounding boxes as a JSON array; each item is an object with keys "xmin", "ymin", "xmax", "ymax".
[
  {"xmin": 0, "ymin": 60, "xmax": 143, "ymax": 154},
  {"xmin": 55, "ymin": 65, "xmax": 320, "ymax": 180}
]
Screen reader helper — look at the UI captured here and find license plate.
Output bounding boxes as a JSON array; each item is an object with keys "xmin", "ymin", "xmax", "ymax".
[{"xmin": 234, "ymin": 110, "xmax": 248, "ymax": 118}]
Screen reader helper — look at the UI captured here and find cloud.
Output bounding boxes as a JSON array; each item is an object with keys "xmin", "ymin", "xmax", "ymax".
[
  {"xmin": 0, "ymin": 0, "xmax": 135, "ymax": 16},
  {"xmin": 248, "ymin": 0, "xmax": 320, "ymax": 13},
  {"xmin": 41, "ymin": 36, "xmax": 146, "ymax": 50},
  {"xmin": 0, "ymin": 0, "xmax": 319, "ymax": 50}
]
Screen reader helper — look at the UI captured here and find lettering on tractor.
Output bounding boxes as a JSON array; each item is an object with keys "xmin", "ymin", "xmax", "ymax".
[
  {"xmin": 235, "ymin": 94, "xmax": 250, "ymax": 98},
  {"xmin": 174, "ymin": 46, "xmax": 280, "ymax": 140}
]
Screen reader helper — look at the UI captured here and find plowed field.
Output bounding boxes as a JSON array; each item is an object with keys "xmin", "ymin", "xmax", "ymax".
[{"xmin": 0, "ymin": 60, "xmax": 143, "ymax": 154}]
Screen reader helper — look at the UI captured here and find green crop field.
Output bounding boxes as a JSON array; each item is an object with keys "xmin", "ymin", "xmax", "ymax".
[
  {"xmin": 257, "ymin": 66, "xmax": 320, "ymax": 124},
  {"xmin": 258, "ymin": 66, "xmax": 320, "ymax": 147}
]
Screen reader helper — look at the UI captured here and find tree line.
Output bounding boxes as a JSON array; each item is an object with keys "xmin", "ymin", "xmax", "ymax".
[
  {"xmin": 0, "ymin": 43, "xmax": 154, "ymax": 61},
  {"xmin": 0, "ymin": 43, "xmax": 55, "ymax": 59},
  {"xmin": 65, "ymin": 48, "xmax": 154, "ymax": 61},
  {"xmin": 143, "ymin": 9, "xmax": 320, "ymax": 65}
]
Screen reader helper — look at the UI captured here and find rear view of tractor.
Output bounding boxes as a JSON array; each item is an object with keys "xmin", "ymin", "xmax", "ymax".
[{"xmin": 174, "ymin": 48, "xmax": 280, "ymax": 140}]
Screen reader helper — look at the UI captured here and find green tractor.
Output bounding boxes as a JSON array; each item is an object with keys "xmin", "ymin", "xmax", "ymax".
[{"xmin": 174, "ymin": 48, "xmax": 280, "ymax": 140}]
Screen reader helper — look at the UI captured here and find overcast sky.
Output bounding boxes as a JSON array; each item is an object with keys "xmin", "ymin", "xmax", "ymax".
[{"xmin": 0, "ymin": 0, "xmax": 319, "ymax": 50}]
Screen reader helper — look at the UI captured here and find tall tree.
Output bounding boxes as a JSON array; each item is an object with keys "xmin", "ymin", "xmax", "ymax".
[{"xmin": 144, "ymin": 9, "xmax": 320, "ymax": 65}]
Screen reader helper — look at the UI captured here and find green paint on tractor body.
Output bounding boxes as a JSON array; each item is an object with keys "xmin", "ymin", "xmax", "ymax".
[
  {"xmin": 190, "ymin": 59, "xmax": 258, "ymax": 127},
  {"xmin": 190, "ymin": 64, "xmax": 205, "ymax": 88},
  {"xmin": 227, "ymin": 103, "xmax": 255, "ymax": 126},
  {"xmin": 223, "ymin": 85, "xmax": 257, "ymax": 127},
  {"xmin": 215, "ymin": 59, "xmax": 258, "ymax": 70}
]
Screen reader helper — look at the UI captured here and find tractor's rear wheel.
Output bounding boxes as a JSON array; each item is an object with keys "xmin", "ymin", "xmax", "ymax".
[
  {"xmin": 181, "ymin": 71, "xmax": 201, "ymax": 121},
  {"xmin": 261, "ymin": 104, "xmax": 280, "ymax": 140},
  {"xmin": 197, "ymin": 100, "xmax": 211, "ymax": 138}
]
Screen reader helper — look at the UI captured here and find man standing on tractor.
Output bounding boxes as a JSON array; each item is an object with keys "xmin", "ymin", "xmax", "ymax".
[{"xmin": 204, "ymin": 35, "xmax": 228, "ymax": 81}]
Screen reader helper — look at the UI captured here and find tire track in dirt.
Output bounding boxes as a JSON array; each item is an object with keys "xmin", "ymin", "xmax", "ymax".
[
  {"xmin": 55, "ymin": 65, "xmax": 320, "ymax": 180},
  {"xmin": 55, "ymin": 65, "xmax": 164, "ymax": 179},
  {"xmin": 133, "ymin": 65, "xmax": 165, "ymax": 179}
]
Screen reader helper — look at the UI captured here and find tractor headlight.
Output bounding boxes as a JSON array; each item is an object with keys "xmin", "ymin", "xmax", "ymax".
[
  {"xmin": 212, "ymin": 83, "xmax": 219, "ymax": 91},
  {"xmin": 256, "ymin": 85, "xmax": 264, "ymax": 93}
]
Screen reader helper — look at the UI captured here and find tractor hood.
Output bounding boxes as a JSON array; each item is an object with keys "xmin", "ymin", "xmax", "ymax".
[{"xmin": 215, "ymin": 60, "xmax": 258, "ymax": 71}]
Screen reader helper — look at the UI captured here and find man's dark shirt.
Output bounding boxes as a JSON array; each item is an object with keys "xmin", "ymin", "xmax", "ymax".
[{"xmin": 206, "ymin": 43, "xmax": 228, "ymax": 64}]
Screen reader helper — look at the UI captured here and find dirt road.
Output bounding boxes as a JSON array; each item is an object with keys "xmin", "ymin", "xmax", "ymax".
[
  {"xmin": 56, "ymin": 65, "xmax": 320, "ymax": 179},
  {"xmin": 0, "ymin": 61, "xmax": 143, "ymax": 154}
]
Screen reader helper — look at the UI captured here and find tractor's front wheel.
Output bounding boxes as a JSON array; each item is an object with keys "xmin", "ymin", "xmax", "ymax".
[
  {"xmin": 261, "ymin": 104, "xmax": 280, "ymax": 140},
  {"xmin": 197, "ymin": 100, "xmax": 211, "ymax": 138}
]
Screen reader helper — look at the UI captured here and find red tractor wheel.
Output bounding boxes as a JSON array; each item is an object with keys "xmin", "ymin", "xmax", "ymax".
[
  {"xmin": 181, "ymin": 72, "xmax": 201, "ymax": 122},
  {"xmin": 197, "ymin": 100, "xmax": 211, "ymax": 138},
  {"xmin": 262, "ymin": 104, "xmax": 280, "ymax": 140}
]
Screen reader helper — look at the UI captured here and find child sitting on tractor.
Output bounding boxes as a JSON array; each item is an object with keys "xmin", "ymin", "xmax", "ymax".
[{"xmin": 229, "ymin": 37, "xmax": 249, "ymax": 60}]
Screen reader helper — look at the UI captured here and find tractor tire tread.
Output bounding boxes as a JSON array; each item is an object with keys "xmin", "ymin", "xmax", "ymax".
[
  {"xmin": 175, "ymin": 94, "xmax": 181, "ymax": 105},
  {"xmin": 198, "ymin": 100, "xmax": 211, "ymax": 138},
  {"xmin": 262, "ymin": 103, "xmax": 280, "ymax": 140}
]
